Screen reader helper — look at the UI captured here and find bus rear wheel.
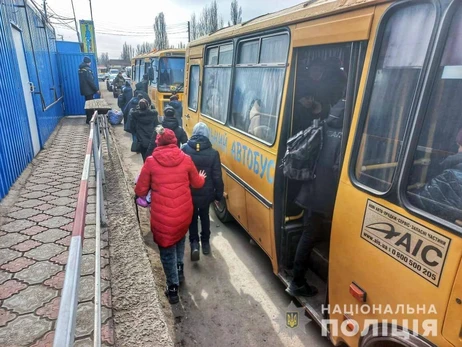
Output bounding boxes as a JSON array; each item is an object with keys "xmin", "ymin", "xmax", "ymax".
[{"xmin": 213, "ymin": 198, "xmax": 233, "ymax": 223}]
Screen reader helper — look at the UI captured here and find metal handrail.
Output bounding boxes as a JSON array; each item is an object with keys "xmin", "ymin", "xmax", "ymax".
[{"xmin": 53, "ymin": 111, "xmax": 109, "ymax": 347}]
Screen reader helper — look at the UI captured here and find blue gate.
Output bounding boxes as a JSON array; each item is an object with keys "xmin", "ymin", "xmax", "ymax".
[{"xmin": 57, "ymin": 52, "xmax": 99, "ymax": 116}]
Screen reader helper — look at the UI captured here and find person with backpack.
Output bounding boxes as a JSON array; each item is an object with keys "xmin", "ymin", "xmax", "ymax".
[
  {"xmin": 136, "ymin": 74, "xmax": 149, "ymax": 94},
  {"xmin": 135, "ymin": 126, "xmax": 206, "ymax": 304},
  {"xmin": 285, "ymin": 98, "xmax": 345, "ymax": 298},
  {"xmin": 118, "ymin": 81, "xmax": 133, "ymax": 111},
  {"xmin": 146, "ymin": 105, "xmax": 188, "ymax": 157},
  {"xmin": 130, "ymin": 99, "xmax": 160, "ymax": 162},
  {"xmin": 182, "ymin": 122, "xmax": 224, "ymax": 260},
  {"xmin": 168, "ymin": 94, "xmax": 183, "ymax": 126}
]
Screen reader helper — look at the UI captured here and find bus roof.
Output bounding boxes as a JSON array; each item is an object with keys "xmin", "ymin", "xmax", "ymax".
[
  {"xmin": 189, "ymin": 0, "xmax": 390, "ymax": 47},
  {"xmin": 132, "ymin": 49, "xmax": 186, "ymax": 62}
]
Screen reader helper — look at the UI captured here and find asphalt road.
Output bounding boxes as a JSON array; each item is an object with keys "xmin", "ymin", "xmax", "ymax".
[{"xmin": 100, "ymin": 83, "xmax": 331, "ymax": 347}]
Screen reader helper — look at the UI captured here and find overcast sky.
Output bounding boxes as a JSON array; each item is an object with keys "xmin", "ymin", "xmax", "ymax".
[{"xmin": 46, "ymin": 0, "xmax": 302, "ymax": 58}]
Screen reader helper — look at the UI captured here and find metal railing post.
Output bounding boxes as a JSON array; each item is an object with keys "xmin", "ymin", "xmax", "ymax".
[{"xmin": 53, "ymin": 116, "xmax": 95, "ymax": 347}]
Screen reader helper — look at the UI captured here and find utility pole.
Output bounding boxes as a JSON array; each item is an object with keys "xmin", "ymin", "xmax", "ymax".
[
  {"xmin": 70, "ymin": 0, "xmax": 81, "ymax": 43},
  {"xmin": 187, "ymin": 21, "xmax": 190, "ymax": 43},
  {"xmin": 43, "ymin": 0, "xmax": 47, "ymax": 22},
  {"xmin": 89, "ymin": 0, "xmax": 94, "ymax": 23}
]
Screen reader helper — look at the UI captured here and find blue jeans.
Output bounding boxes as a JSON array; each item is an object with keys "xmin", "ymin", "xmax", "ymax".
[{"xmin": 158, "ymin": 236, "xmax": 185, "ymax": 287}]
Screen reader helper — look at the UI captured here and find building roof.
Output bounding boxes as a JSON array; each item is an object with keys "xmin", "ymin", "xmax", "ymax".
[{"xmin": 107, "ymin": 59, "xmax": 131, "ymax": 66}]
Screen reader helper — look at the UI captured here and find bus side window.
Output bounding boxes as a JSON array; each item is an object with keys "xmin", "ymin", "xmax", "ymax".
[
  {"xmin": 406, "ymin": 3, "xmax": 462, "ymax": 226},
  {"xmin": 353, "ymin": 3, "xmax": 436, "ymax": 192},
  {"xmin": 230, "ymin": 34, "xmax": 289, "ymax": 144},
  {"xmin": 201, "ymin": 44, "xmax": 233, "ymax": 123},
  {"xmin": 188, "ymin": 65, "xmax": 200, "ymax": 111}
]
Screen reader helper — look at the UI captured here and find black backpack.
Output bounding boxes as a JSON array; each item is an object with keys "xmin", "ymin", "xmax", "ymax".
[{"xmin": 281, "ymin": 119, "xmax": 324, "ymax": 181}]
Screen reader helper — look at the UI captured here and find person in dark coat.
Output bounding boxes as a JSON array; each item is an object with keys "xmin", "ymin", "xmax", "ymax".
[
  {"xmin": 135, "ymin": 127, "xmax": 206, "ymax": 304},
  {"xmin": 408, "ymin": 128, "xmax": 462, "ymax": 223},
  {"xmin": 146, "ymin": 105, "xmax": 188, "ymax": 157},
  {"xmin": 112, "ymin": 71, "xmax": 125, "ymax": 88},
  {"xmin": 182, "ymin": 122, "xmax": 224, "ymax": 260},
  {"xmin": 169, "ymin": 94, "xmax": 183, "ymax": 127},
  {"xmin": 118, "ymin": 81, "xmax": 133, "ymax": 111},
  {"xmin": 135, "ymin": 74, "xmax": 149, "ymax": 94},
  {"xmin": 78, "ymin": 56, "xmax": 100, "ymax": 124},
  {"xmin": 286, "ymin": 98, "xmax": 345, "ymax": 298},
  {"xmin": 130, "ymin": 99, "xmax": 160, "ymax": 162},
  {"xmin": 123, "ymin": 92, "xmax": 152, "ymax": 129}
]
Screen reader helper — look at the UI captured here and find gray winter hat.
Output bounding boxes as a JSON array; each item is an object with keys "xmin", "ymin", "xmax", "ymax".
[{"xmin": 192, "ymin": 122, "xmax": 210, "ymax": 139}]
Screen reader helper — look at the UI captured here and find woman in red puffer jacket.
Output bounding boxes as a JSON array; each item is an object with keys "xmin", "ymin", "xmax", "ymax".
[{"xmin": 135, "ymin": 126, "xmax": 206, "ymax": 304}]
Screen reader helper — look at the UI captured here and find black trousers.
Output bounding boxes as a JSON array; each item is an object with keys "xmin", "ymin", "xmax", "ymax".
[
  {"xmin": 85, "ymin": 95, "xmax": 94, "ymax": 124},
  {"xmin": 292, "ymin": 211, "xmax": 325, "ymax": 286},
  {"xmin": 189, "ymin": 207, "xmax": 211, "ymax": 243},
  {"xmin": 140, "ymin": 146, "xmax": 149, "ymax": 162}
]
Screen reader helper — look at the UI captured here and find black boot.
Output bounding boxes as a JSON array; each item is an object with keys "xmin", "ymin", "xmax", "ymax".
[
  {"xmin": 165, "ymin": 284, "xmax": 179, "ymax": 304},
  {"xmin": 177, "ymin": 264, "xmax": 185, "ymax": 284},
  {"xmin": 202, "ymin": 241, "xmax": 211, "ymax": 255},
  {"xmin": 191, "ymin": 241, "xmax": 200, "ymax": 261},
  {"xmin": 285, "ymin": 281, "xmax": 318, "ymax": 297}
]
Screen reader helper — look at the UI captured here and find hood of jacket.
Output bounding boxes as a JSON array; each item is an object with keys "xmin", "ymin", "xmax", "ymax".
[
  {"xmin": 187, "ymin": 135, "xmax": 212, "ymax": 152},
  {"xmin": 440, "ymin": 152, "xmax": 462, "ymax": 171},
  {"xmin": 153, "ymin": 144, "xmax": 185, "ymax": 167},
  {"xmin": 79, "ymin": 63, "xmax": 90, "ymax": 70},
  {"xmin": 192, "ymin": 122, "xmax": 210, "ymax": 138},
  {"xmin": 134, "ymin": 109, "xmax": 158, "ymax": 126},
  {"xmin": 162, "ymin": 116, "xmax": 179, "ymax": 130}
]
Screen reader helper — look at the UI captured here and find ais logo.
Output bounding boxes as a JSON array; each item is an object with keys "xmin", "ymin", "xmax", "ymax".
[{"xmin": 366, "ymin": 222, "xmax": 443, "ymax": 268}]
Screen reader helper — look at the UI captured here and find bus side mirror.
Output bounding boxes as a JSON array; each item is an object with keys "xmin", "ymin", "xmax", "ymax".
[{"xmin": 148, "ymin": 67, "xmax": 155, "ymax": 81}]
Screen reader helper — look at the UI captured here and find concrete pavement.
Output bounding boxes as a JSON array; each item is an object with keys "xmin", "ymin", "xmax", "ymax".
[{"xmin": 0, "ymin": 117, "xmax": 114, "ymax": 346}]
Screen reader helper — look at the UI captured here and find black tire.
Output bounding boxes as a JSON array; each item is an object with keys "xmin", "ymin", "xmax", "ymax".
[
  {"xmin": 113, "ymin": 91, "xmax": 118, "ymax": 98},
  {"xmin": 213, "ymin": 198, "xmax": 233, "ymax": 223}
]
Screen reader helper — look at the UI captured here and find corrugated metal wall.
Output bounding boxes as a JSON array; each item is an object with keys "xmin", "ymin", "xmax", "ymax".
[
  {"xmin": 0, "ymin": 0, "xmax": 64, "ymax": 200},
  {"xmin": 58, "ymin": 52, "xmax": 98, "ymax": 116}
]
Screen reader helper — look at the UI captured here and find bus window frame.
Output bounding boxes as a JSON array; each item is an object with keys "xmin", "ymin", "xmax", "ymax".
[
  {"xmin": 399, "ymin": 0, "xmax": 462, "ymax": 236},
  {"xmin": 200, "ymin": 41, "xmax": 235, "ymax": 125},
  {"xmin": 228, "ymin": 31, "xmax": 290, "ymax": 147},
  {"xmin": 348, "ymin": 0, "xmax": 440, "ymax": 199},
  {"xmin": 188, "ymin": 64, "xmax": 200, "ymax": 112}
]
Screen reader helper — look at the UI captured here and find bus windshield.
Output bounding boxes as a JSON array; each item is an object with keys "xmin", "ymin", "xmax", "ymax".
[{"xmin": 157, "ymin": 57, "xmax": 185, "ymax": 92}]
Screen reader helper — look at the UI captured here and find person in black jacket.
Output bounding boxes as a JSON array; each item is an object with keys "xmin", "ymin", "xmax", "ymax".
[
  {"xmin": 182, "ymin": 122, "xmax": 224, "ymax": 259},
  {"xmin": 135, "ymin": 74, "xmax": 149, "ymax": 94},
  {"xmin": 146, "ymin": 105, "xmax": 187, "ymax": 156},
  {"xmin": 78, "ymin": 57, "xmax": 100, "ymax": 124},
  {"xmin": 168, "ymin": 94, "xmax": 183, "ymax": 126},
  {"xmin": 286, "ymin": 98, "xmax": 345, "ymax": 298},
  {"xmin": 130, "ymin": 99, "xmax": 160, "ymax": 162},
  {"xmin": 408, "ymin": 129, "xmax": 462, "ymax": 224}
]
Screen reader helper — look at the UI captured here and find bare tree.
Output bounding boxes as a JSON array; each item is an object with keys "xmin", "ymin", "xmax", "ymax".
[
  {"xmin": 136, "ymin": 42, "xmax": 154, "ymax": 55},
  {"xmin": 190, "ymin": 13, "xmax": 198, "ymax": 41},
  {"xmin": 219, "ymin": 15, "xmax": 224, "ymax": 29},
  {"xmin": 99, "ymin": 52, "xmax": 109, "ymax": 66},
  {"xmin": 177, "ymin": 42, "xmax": 186, "ymax": 49},
  {"xmin": 197, "ymin": 0, "xmax": 219, "ymax": 37},
  {"xmin": 228, "ymin": 0, "xmax": 242, "ymax": 26},
  {"xmin": 154, "ymin": 12, "xmax": 169, "ymax": 50},
  {"xmin": 120, "ymin": 42, "xmax": 134, "ymax": 60}
]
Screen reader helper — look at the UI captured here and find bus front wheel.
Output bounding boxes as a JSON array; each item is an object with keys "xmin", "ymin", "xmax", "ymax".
[{"xmin": 213, "ymin": 198, "xmax": 233, "ymax": 223}]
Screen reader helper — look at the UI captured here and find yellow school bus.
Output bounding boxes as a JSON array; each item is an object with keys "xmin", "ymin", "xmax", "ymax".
[
  {"xmin": 183, "ymin": 0, "xmax": 462, "ymax": 346},
  {"xmin": 131, "ymin": 49, "xmax": 186, "ymax": 116}
]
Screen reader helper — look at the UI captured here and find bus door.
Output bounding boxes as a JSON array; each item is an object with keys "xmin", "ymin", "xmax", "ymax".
[
  {"xmin": 330, "ymin": 2, "xmax": 462, "ymax": 346},
  {"xmin": 277, "ymin": 7, "xmax": 373, "ymax": 324},
  {"xmin": 183, "ymin": 58, "xmax": 202, "ymax": 135}
]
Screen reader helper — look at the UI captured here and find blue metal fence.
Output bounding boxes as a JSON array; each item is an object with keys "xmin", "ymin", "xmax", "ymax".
[{"xmin": 0, "ymin": 0, "xmax": 64, "ymax": 200}]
